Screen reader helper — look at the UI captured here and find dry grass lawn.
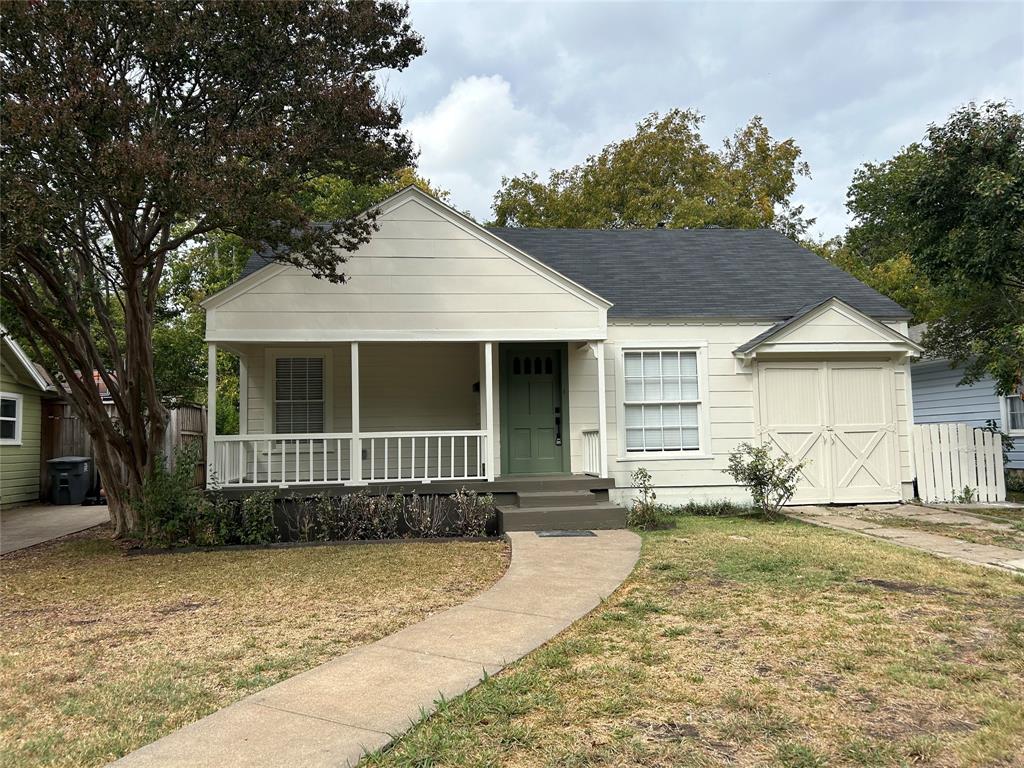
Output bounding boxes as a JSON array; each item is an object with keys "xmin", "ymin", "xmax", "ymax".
[
  {"xmin": 0, "ymin": 525, "xmax": 508, "ymax": 768},
  {"xmin": 859, "ymin": 512, "xmax": 1024, "ymax": 552},
  {"xmin": 365, "ymin": 516, "xmax": 1024, "ymax": 768}
]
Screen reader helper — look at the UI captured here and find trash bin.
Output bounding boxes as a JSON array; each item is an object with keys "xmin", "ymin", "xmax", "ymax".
[{"xmin": 47, "ymin": 456, "xmax": 92, "ymax": 505}]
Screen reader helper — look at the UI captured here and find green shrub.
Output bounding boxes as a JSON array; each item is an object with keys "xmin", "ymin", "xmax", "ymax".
[
  {"xmin": 676, "ymin": 498, "xmax": 752, "ymax": 517},
  {"xmin": 239, "ymin": 490, "xmax": 277, "ymax": 545},
  {"xmin": 450, "ymin": 488, "xmax": 493, "ymax": 537},
  {"xmin": 627, "ymin": 467, "xmax": 669, "ymax": 530},
  {"xmin": 726, "ymin": 442, "xmax": 805, "ymax": 518},
  {"xmin": 137, "ymin": 443, "xmax": 207, "ymax": 548}
]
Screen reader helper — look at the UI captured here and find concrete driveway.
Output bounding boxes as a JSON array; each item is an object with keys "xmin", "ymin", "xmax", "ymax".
[{"xmin": 1, "ymin": 503, "xmax": 110, "ymax": 554}]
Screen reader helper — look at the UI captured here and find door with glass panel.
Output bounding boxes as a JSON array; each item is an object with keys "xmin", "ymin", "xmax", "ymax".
[
  {"xmin": 501, "ymin": 345, "xmax": 567, "ymax": 475},
  {"xmin": 623, "ymin": 350, "xmax": 701, "ymax": 454}
]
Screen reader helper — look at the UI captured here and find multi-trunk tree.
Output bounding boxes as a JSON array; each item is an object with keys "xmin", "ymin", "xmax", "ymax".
[{"xmin": 1, "ymin": 1, "xmax": 423, "ymax": 536}]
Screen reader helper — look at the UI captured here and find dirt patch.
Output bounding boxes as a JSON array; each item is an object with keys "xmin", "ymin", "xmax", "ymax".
[
  {"xmin": 632, "ymin": 719, "xmax": 701, "ymax": 742},
  {"xmin": 855, "ymin": 577, "xmax": 945, "ymax": 594}
]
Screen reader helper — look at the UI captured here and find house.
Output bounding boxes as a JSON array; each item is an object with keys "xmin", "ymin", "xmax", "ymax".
[
  {"xmin": 910, "ymin": 328, "xmax": 1023, "ymax": 472},
  {"xmin": 0, "ymin": 327, "xmax": 57, "ymax": 508},
  {"xmin": 201, "ymin": 187, "xmax": 921, "ymax": 527}
]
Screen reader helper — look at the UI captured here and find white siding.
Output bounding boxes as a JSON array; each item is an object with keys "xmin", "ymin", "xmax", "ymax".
[{"xmin": 207, "ymin": 197, "xmax": 606, "ymax": 342}]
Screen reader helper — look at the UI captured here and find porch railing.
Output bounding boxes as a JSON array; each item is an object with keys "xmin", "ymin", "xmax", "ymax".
[
  {"xmin": 582, "ymin": 429, "xmax": 600, "ymax": 476},
  {"xmin": 211, "ymin": 429, "xmax": 487, "ymax": 486},
  {"xmin": 211, "ymin": 433, "xmax": 353, "ymax": 486},
  {"xmin": 361, "ymin": 430, "xmax": 487, "ymax": 483}
]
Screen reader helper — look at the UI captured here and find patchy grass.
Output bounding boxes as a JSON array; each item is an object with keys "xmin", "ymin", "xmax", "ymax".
[
  {"xmin": 0, "ymin": 525, "xmax": 508, "ymax": 768},
  {"xmin": 364, "ymin": 517, "xmax": 1024, "ymax": 768},
  {"xmin": 861, "ymin": 512, "xmax": 1024, "ymax": 552},
  {"xmin": 964, "ymin": 506, "xmax": 1024, "ymax": 526}
]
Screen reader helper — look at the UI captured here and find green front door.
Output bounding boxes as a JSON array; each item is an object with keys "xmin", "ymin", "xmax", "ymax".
[{"xmin": 501, "ymin": 345, "xmax": 568, "ymax": 475}]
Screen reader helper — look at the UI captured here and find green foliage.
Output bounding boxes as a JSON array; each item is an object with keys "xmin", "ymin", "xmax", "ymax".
[
  {"xmin": 675, "ymin": 499, "xmax": 753, "ymax": 517},
  {"xmin": 492, "ymin": 109, "xmax": 812, "ymax": 237},
  {"xmin": 726, "ymin": 443, "xmax": 806, "ymax": 518},
  {"xmin": 952, "ymin": 486, "xmax": 977, "ymax": 505},
  {"xmin": 628, "ymin": 466, "xmax": 670, "ymax": 530},
  {"xmin": 137, "ymin": 443, "xmax": 208, "ymax": 548},
  {"xmin": 843, "ymin": 101, "xmax": 1024, "ymax": 394}
]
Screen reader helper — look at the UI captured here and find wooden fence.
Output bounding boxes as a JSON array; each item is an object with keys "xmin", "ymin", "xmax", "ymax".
[
  {"xmin": 41, "ymin": 402, "xmax": 207, "ymax": 497},
  {"xmin": 912, "ymin": 423, "xmax": 1006, "ymax": 503}
]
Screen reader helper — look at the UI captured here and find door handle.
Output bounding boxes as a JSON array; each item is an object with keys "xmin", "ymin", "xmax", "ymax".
[{"xmin": 554, "ymin": 406, "xmax": 562, "ymax": 446}]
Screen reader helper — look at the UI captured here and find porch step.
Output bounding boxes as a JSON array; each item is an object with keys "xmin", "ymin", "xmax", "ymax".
[
  {"xmin": 516, "ymin": 490, "xmax": 599, "ymax": 508},
  {"xmin": 498, "ymin": 502, "xmax": 627, "ymax": 532}
]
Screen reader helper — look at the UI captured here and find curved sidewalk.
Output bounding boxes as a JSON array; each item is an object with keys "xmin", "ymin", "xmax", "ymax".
[{"xmin": 111, "ymin": 529, "xmax": 641, "ymax": 768}]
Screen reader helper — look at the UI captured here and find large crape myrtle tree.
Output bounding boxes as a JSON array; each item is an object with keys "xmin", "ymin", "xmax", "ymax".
[{"xmin": 1, "ymin": 1, "xmax": 423, "ymax": 536}]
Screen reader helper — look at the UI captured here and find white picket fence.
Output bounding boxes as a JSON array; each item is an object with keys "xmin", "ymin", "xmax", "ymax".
[{"xmin": 912, "ymin": 423, "xmax": 1005, "ymax": 503}]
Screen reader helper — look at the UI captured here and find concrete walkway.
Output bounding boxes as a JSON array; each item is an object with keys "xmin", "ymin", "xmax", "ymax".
[
  {"xmin": 111, "ymin": 529, "xmax": 641, "ymax": 768},
  {"xmin": 0, "ymin": 503, "xmax": 110, "ymax": 554},
  {"xmin": 790, "ymin": 505, "xmax": 1024, "ymax": 573}
]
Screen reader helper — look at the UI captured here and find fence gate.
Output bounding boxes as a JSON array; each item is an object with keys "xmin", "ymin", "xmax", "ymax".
[{"xmin": 912, "ymin": 423, "xmax": 1006, "ymax": 503}]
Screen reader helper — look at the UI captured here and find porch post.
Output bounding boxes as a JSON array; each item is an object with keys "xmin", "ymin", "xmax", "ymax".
[
  {"xmin": 484, "ymin": 341, "xmax": 495, "ymax": 481},
  {"xmin": 596, "ymin": 341, "xmax": 609, "ymax": 478},
  {"xmin": 350, "ymin": 342, "xmax": 362, "ymax": 484},
  {"xmin": 206, "ymin": 342, "xmax": 216, "ymax": 488}
]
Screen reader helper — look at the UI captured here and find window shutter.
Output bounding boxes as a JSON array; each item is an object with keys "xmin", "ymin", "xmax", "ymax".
[{"xmin": 275, "ymin": 357, "xmax": 325, "ymax": 433}]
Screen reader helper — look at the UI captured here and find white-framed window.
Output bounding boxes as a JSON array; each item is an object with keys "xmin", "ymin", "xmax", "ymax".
[
  {"xmin": 1005, "ymin": 391, "xmax": 1024, "ymax": 435},
  {"xmin": 0, "ymin": 392, "xmax": 23, "ymax": 445},
  {"xmin": 622, "ymin": 349, "xmax": 704, "ymax": 454},
  {"xmin": 274, "ymin": 356, "xmax": 325, "ymax": 434}
]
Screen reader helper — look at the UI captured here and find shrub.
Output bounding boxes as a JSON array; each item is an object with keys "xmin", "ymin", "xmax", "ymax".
[
  {"xmin": 239, "ymin": 490, "xmax": 277, "ymax": 545},
  {"xmin": 677, "ymin": 498, "xmax": 752, "ymax": 517},
  {"xmin": 137, "ymin": 443, "xmax": 207, "ymax": 548},
  {"xmin": 627, "ymin": 466, "xmax": 667, "ymax": 530},
  {"xmin": 725, "ymin": 442, "xmax": 806, "ymax": 519},
  {"xmin": 449, "ymin": 488, "xmax": 493, "ymax": 537}
]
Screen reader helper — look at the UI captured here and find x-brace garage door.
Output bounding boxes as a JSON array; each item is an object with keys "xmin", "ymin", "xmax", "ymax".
[{"xmin": 756, "ymin": 360, "xmax": 901, "ymax": 505}]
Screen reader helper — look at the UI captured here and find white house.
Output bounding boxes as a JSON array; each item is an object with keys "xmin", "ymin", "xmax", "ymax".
[{"xmin": 201, "ymin": 187, "xmax": 922, "ymax": 528}]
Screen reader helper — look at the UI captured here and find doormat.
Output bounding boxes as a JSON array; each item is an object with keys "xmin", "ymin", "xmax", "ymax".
[{"xmin": 536, "ymin": 530, "xmax": 597, "ymax": 537}]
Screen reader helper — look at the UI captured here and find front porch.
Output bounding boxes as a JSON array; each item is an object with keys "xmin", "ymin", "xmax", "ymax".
[{"xmin": 206, "ymin": 341, "xmax": 610, "ymax": 490}]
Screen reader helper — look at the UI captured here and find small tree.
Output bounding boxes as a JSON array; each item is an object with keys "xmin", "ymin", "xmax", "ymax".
[
  {"xmin": 628, "ymin": 466, "xmax": 662, "ymax": 530},
  {"xmin": 726, "ymin": 443, "xmax": 806, "ymax": 518}
]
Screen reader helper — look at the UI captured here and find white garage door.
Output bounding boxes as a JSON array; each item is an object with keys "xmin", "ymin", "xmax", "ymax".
[{"xmin": 756, "ymin": 360, "xmax": 901, "ymax": 505}]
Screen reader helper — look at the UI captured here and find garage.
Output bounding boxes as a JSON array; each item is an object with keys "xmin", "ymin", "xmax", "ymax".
[{"xmin": 735, "ymin": 297, "xmax": 923, "ymax": 506}]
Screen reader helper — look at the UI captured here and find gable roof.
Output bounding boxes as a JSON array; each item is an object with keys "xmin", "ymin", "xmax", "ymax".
[
  {"xmin": 487, "ymin": 227, "xmax": 911, "ymax": 321},
  {"xmin": 732, "ymin": 296, "xmax": 922, "ymax": 359},
  {"xmin": 0, "ymin": 325, "xmax": 53, "ymax": 392}
]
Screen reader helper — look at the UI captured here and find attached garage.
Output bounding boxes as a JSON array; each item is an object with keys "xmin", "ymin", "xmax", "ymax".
[{"xmin": 736, "ymin": 298, "xmax": 922, "ymax": 505}]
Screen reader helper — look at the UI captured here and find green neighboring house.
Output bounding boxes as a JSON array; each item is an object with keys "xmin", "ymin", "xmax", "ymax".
[{"xmin": 1, "ymin": 326, "xmax": 55, "ymax": 508}]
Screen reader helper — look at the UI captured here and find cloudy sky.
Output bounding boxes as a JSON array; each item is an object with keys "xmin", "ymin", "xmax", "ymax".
[{"xmin": 386, "ymin": 0, "xmax": 1023, "ymax": 238}]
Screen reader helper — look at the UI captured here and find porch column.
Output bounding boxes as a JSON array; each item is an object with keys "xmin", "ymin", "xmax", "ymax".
[
  {"xmin": 350, "ymin": 342, "xmax": 362, "ymax": 484},
  {"xmin": 596, "ymin": 341, "xmax": 609, "ymax": 478},
  {"xmin": 484, "ymin": 341, "xmax": 495, "ymax": 481},
  {"xmin": 206, "ymin": 342, "xmax": 216, "ymax": 488}
]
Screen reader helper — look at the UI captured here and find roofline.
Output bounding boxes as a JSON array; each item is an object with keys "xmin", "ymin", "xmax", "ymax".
[
  {"xmin": 0, "ymin": 324, "xmax": 53, "ymax": 392},
  {"xmin": 203, "ymin": 185, "xmax": 613, "ymax": 312}
]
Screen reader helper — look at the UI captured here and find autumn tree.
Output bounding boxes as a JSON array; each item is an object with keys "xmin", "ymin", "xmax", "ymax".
[
  {"xmin": 492, "ymin": 110, "xmax": 813, "ymax": 237},
  {"xmin": 1, "ymin": 1, "xmax": 423, "ymax": 536}
]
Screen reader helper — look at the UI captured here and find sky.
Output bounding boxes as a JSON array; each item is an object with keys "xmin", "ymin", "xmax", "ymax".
[{"xmin": 385, "ymin": 0, "xmax": 1024, "ymax": 239}]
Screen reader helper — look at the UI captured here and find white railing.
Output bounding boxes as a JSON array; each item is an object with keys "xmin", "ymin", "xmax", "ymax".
[
  {"xmin": 211, "ymin": 430, "xmax": 488, "ymax": 486},
  {"xmin": 211, "ymin": 433, "xmax": 353, "ymax": 486},
  {"xmin": 582, "ymin": 429, "xmax": 600, "ymax": 476},
  {"xmin": 913, "ymin": 423, "xmax": 1006, "ymax": 503},
  {"xmin": 361, "ymin": 430, "xmax": 487, "ymax": 483}
]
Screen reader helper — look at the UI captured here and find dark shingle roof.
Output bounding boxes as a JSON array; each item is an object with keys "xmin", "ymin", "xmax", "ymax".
[{"xmin": 487, "ymin": 227, "xmax": 910, "ymax": 320}]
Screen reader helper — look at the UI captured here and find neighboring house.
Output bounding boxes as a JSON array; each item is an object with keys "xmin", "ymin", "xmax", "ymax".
[
  {"xmin": 201, "ymin": 186, "xmax": 921, "ymax": 523},
  {"xmin": 910, "ymin": 327, "xmax": 1023, "ymax": 470},
  {"xmin": 0, "ymin": 327, "xmax": 57, "ymax": 508}
]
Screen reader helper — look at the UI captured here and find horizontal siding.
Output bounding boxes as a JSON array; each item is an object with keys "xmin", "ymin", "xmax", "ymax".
[
  {"xmin": 209, "ymin": 197, "xmax": 604, "ymax": 339},
  {"xmin": 0, "ymin": 359, "xmax": 44, "ymax": 507},
  {"xmin": 911, "ymin": 361, "xmax": 1023, "ymax": 469}
]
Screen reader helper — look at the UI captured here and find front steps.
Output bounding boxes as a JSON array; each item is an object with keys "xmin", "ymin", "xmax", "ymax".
[{"xmin": 499, "ymin": 482, "xmax": 627, "ymax": 531}]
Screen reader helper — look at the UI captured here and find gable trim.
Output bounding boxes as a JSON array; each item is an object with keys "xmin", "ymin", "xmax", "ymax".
[{"xmin": 0, "ymin": 325, "xmax": 51, "ymax": 392}]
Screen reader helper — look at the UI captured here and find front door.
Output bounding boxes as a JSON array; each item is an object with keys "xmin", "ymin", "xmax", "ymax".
[{"xmin": 502, "ymin": 345, "xmax": 567, "ymax": 475}]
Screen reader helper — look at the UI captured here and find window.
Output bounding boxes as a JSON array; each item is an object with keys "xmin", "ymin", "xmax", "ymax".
[
  {"xmin": 1006, "ymin": 392, "xmax": 1024, "ymax": 434},
  {"xmin": 623, "ymin": 350, "xmax": 701, "ymax": 453},
  {"xmin": 274, "ymin": 357, "xmax": 325, "ymax": 434},
  {"xmin": 0, "ymin": 393, "xmax": 23, "ymax": 445}
]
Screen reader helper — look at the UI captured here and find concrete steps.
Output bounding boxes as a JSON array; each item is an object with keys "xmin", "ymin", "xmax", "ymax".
[{"xmin": 499, "ymin": 484, "xmax": 627, "ymax": 532}]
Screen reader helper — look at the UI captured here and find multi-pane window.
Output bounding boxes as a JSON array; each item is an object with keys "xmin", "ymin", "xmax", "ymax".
[
  {"xmin": 1007, "ymin": 393, "xmax": 1024, "ymax": 433},
  {"xmin": 0, "ymin": 394, "xmax": 21, "ymax": 444},
  {"xmin": 274, "ymin": 357, "xmax": 325, "ymax": 434},
  {"xmin": 623, "ymin": 350, "xmax": 700, "ymax": 452}
]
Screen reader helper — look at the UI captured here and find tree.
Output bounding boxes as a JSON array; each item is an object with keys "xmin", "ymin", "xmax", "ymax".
[
  {"xmin": 1, "ymin": 1, "xmax": 423, "ymax": 536},
  {"xmin": 843, "ymin": 101, "xmax": 1023, "ymax": 394},
  {"xmin": 491, "ymin": 110, "xmax": 813, "ymax": 236}
]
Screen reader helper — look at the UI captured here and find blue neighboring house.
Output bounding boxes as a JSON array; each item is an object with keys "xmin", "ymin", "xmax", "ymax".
[{"xmin": 910, "ymin": 327, "xmax": 1023, "ymax": 471}]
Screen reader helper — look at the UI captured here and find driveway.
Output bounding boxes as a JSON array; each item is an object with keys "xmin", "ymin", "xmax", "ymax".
[
  {"xmin": 0, "ymin": 503, "xmax": 110, "ymax": 554},
  {"xmin": 110, "ymin": 529, "xmax": 641, "ymax": 768},
  {"xmin": 790, "ymin": 503, "xmax": 1024, "ymax": 573}
]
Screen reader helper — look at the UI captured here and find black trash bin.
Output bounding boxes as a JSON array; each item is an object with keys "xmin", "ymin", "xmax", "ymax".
[{"xmin": 47, "ymin": 456, "xmax": 92, "ymax": 505}]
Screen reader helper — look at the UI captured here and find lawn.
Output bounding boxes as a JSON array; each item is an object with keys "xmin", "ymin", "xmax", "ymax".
[
  {"xmin": 365, "ymin": 516, "xmax": 1024, "ymax": 768},
  {"xmin": 0, "ymin": 526, "xmax": 508, "ymax": 768}
]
